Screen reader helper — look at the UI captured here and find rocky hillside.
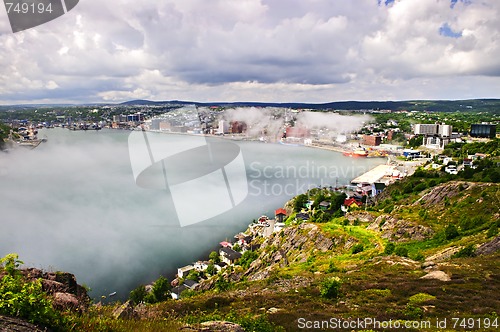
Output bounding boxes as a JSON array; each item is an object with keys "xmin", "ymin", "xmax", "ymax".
[
  {"xmin": 1, "ymin": 180, "xmax": 499, "ymax": 331},
  {"xmin": 155, "ymin": 180, "xmax": 499, "ymax": 331}
]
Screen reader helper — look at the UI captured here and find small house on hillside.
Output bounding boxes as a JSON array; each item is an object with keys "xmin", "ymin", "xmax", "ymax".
[
  {"xmin": 295, "ymin": 212, "xmax": 310, "ymax": 222},
  {"xmin": 343, "ymin": 198, "xmax": 362, "ymax": 209},
  {"xmin": 219, "ymin": 247, "xmax": 242, "ymax": 265},
  {"xmin": 171, "ymin": 285, "xmax": 188, "ymax": 300},
  {"xmin": 275, "ymin": 208, "xmax": 287, "ymax": 223},
  {"xmin": 371, "ymin": 182, "xmax": 386, "ymax": 197},
  {"xmin": 319, "ymin": 201, "xmax": 331, "ymax": 210},
  {"xmin": 183, "ymin": 279, "xmax": 199, "ymax": 290},
  {"xmin": 177, "ymin": 265, "xmax": 195, "ymax": 278}
]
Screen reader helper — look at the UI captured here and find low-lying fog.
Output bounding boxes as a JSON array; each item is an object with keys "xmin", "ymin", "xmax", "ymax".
[{"xmin": 0, "ymin": 128, "xmax": 383, "ymax": 300}]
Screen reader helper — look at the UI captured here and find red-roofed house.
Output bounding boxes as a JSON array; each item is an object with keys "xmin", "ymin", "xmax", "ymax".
[
  {"xmin": 343, "ymin": 198, "xmax": 362, "ymax": 209},
  {"xmin": 219, "ymin": 241, "xmax": 232, "ymax": 248},
  {"xmin": 275, "ymin": 208, "xmax": 287, "ymax": 223}
]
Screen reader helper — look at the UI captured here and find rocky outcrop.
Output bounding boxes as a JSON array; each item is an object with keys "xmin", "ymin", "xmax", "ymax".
[
  {"xmin": 243, "ymin": 223, "xmax": 336, "ymax": 281},
  {"xmin": 476, "ymin": 236, "xmax": 500, "ymax": 256},
  {"xmin": 345, "ymin": 211, "xmax": 375, "ymax": 224},
  {"xmin": 0, "ymin": 268, "xmax": 90, "ymax": 312},
  {"xmin": 414, "ymin": 181, "xmax": 495, "ymax": 208},
  {"xmin": 181, "ymin": 321, "xmax": 244, "ymax": 331},
  {"xmin": 367, "ymin": 215, "xmax": 434, "ymax": 243},
  {"xmin": 426, "ymin": 247, "xmax": 460, "ymax": 262},
  {"xmin": 112, "ymin": 300, "xmax": 137, "ymax": 319},
  {"xmin": 0, "ymin": 315, "xmax": 48, "ymax": 332}
]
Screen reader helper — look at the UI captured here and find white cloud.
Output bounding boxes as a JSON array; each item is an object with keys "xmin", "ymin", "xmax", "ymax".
[{"xmin": 0, "ymin": 0, "xmax": 498, "ymax": 104}]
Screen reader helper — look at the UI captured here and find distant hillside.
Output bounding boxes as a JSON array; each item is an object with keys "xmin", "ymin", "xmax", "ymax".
[{"xmin": 119, "ymin": 99, "xmax": 500, "ymax": 112}]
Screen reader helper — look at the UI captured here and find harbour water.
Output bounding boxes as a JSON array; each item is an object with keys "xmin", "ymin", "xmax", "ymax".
[{"xmin": 0, "ymin": 128, "xmax": 385, "ymax": 300}]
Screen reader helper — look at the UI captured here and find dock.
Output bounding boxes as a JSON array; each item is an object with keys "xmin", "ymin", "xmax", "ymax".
[{"xmin": 351, "ymin": 164, "xmax": 396, "ymax": 184}]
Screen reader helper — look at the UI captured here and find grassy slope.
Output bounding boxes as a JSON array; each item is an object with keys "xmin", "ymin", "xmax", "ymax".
[{"xmin": 125, "ymin": 180, "xmax": 499, "ymax": 331}]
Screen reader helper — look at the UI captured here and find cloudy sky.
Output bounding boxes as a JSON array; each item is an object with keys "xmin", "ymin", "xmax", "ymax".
[{"xmin": 0, "ymin": 0, "xmax": 499, "ymax": 104}]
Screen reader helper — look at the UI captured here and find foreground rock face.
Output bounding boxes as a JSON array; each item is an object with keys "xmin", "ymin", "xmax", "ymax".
[
  {"xmin": 0, "ymin": 268, "xmax": 90, "ymax": 312},
  {"xmin": 0, "ymin": 315, "xmax": 48, "ymax": 332}
]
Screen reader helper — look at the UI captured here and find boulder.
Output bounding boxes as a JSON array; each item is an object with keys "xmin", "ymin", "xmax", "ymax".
[
  {"xmin": 200, "ymin": 321, "xmax": 245, "ymax": 332},
  {"xmin": 420, "ymin": 270, "xmax": 451, "ymax": 281},
  {"xmin": 112, "ymin": 300, "xmax": 137, "ymax": 319},
  {"xmin": 53, "ymin": 292, "xmax": 80, "ymax": 311}
]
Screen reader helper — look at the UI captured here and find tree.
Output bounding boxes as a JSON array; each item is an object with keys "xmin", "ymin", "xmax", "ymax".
[
  {"xmin": 209, "ymin": 251, "xmax": 220, "ymax": 263},
  {"xmin": 186, "ymin": 270, "xmax": 200, "ymax": 281},
  {"xmin": 129, "ymin": 285, "xmax": 147, "ymax": 305},
  {"xmin": 232, "ymin": 243, "xmax": 241, "ymax": 252},
  {"xmin": 206, "ymin": 263, "xmax": 217, "ymax": 276},
  {"xmin": 150, "ymin": 276, "xmax": 171, "ymax": 303},
  {"xmin": 294, "ymin": 194, "xmax": 308, "ymax": 212}
]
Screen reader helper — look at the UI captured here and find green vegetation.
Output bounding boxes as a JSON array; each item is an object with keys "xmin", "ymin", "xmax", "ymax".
[
  {"xmin": 238, "ymin": 250, "xmax": 258, "ymax": 269},
  {"xmin": 319, "ymin": 277, "xmax": 342, "ymax": 299},
  {"xmin": 0, "ymin": 254, "xmax": 66, "ymax": 330}
]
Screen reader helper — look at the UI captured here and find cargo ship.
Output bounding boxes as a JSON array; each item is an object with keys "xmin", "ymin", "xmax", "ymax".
[{"xmin": 343, "ymin": 148, "xmax": 368, "ymax": 157}]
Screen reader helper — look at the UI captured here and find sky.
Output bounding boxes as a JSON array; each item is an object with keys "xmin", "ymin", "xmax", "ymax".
[{"xmin": 0, "ymin": 0, "xmax": 499, "ymax": 104}]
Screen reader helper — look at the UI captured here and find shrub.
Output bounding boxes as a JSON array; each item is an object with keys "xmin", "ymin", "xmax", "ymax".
[
  {"xmin": 319, "ymin": 277, "xmax": 342, "ymax": 299},
  {"xmin": 394, "ymin": 246, "xmax": 409, "ymax": 257},
  {"xmin": 0, "ymin": 254, "xmax": 66, "ymax": 330},
  {"xmin": 486, "ymin": 223, "xmax": 499, "ymax": 238},
  {"xmin": 326, "ymin": 261, "xmax": 339, "ymax": 273},
  {"xmin": 445, "ymin": 224, "xmax": 460, "ymax": 240},
  {"xmin": 343, "ymin": 219, "xmax": 349, "ymax": 226},
  {"xmin": 384, "ymin": 242, "xmax": 395, "ymax": 255},
  {"xmin": 452, "ymin": 244, "xmax": 476, "ymax": 258},
  {"xmin": 239, "ymin": 250, "xmax": 259, "ymax": 269},
  {"xmin": 413, "ymin": 252, "xmax": 425, "ymax": 261},
  {"xmin": 409, "ymin": 292, "xmax": 436, "ymax": 304},
  {"xmin": 351, "ymin": 244, "xmax": 364, "ymax": 254}
]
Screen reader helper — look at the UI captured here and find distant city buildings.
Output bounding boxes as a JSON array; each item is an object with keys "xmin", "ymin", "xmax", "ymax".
[
  {"xmin": 414, "ymin": 123, "xmax": 452, "ymax": 137},
  {"xmin": 363, "ymin": 135, "xmax": 382, "ymax": 146},
  {"xmin": 470, "ymin": 124, "xmax": 496, "ymax": 139},
  {"xmin": 413, "ymin": 123, "xmax": 453, "ymax": 149}
]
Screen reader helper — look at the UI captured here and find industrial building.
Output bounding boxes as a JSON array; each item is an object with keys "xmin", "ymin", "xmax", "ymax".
[{"xmin": 470, "ymin": 124, "xmax": 496, "ymax": 138}]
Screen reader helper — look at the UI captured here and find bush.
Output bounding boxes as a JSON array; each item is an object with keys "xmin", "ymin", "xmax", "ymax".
[
  {"xmin": 445, "ymin": 224, "xmax": 460, "ymax": 240},
  {"xmin": 0, "ymin": 254, "xmax": 66, "ymax": 330},
  {"xmin": 319, "ymin": 277, "xmax": 342, "ymax": 299},
  {"xmin": 413, "ymin": 252, "xmax": 425, "ymax": 261},
  {"xmin": 239, "ymin": 250, "xmax": 259, "ymax": 269},
  {"xmin": 351, "ymin": 244, "xmax": 364, "ymax": 254},
  {"xmin": 326, "ymin": 261, "xmax": 339, "ymax": 273},
  {"xmin": 394, "ymin": 246, "xmax": 409, "ymax": 257},
  {"xmin": 452, "ymin": 244, "xmax": 476, "ymax": 258},
  {"xmin": 487, "ymin": 223, "xmax": 499, "ymax": 238},
  {"xmin": 384, "ymin": 242, "xmax": 395, "ymax": 255}
]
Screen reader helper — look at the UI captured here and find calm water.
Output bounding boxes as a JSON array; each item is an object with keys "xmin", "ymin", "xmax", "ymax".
[{"xmin": 0, "ymin": 128, "xmax": 384, "ymax": 300}]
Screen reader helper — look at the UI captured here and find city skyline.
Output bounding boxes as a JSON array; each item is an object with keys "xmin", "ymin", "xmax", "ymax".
[{"xmin": 0, "ymin": 0, "xmax": 499, "ymax": 104}]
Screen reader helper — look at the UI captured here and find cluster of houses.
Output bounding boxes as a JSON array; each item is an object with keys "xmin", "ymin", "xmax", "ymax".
[{"xmin": 171, "ymin": 208, "xmax": 290, "ymax": 299}]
